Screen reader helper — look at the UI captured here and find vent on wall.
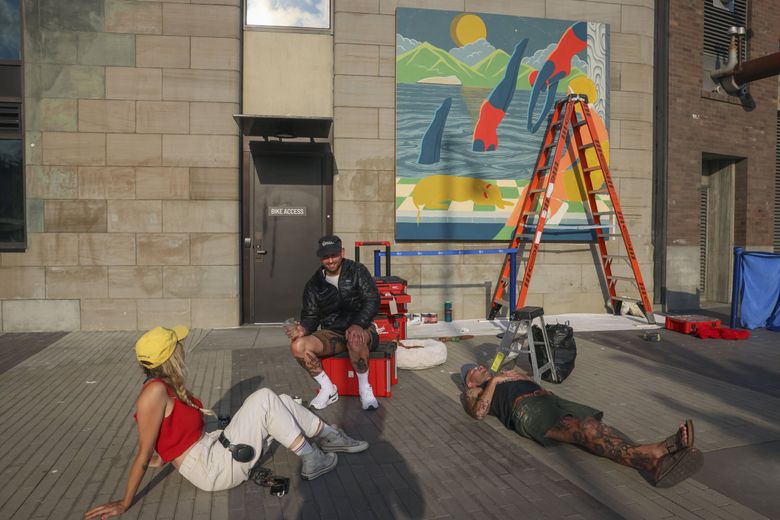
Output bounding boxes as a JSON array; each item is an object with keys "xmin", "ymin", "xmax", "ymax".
[
  {"xmin": 775, "ymin": 110, "xmax": 780, "ymax": 252},
  {"xmin": 703, "ymin": 0, "xmax": 749, "ymax": 60},
  {"xmin": 0, "ymin": 103, "xmax": 22, "ymax": 132},
  {"xmin": 700, "ymin": 186, "xmax": 709, "ymax": 293}
]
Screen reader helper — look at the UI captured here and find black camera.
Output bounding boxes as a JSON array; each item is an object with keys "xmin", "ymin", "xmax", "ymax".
[{"xmin": 269, "ymin": 477, "xmax": 289, "ymax": 497}]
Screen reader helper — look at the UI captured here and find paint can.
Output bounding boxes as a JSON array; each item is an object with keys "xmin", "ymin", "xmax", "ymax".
[{"xmin": 422, "ymin": 312, "xmax": 438, "ymax": 324}]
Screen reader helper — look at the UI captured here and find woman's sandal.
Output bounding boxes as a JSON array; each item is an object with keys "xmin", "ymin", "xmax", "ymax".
[
  {"xmin": 662, "ymin": 419, "xmax": 694, "ymax": 455},
  {"xmin": 653, "ymin": 447, "xmax": 704, "ymax": 488}
]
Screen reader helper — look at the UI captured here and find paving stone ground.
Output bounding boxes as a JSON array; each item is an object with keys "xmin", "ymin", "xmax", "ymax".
[{"xmin": 0, "ymin": 321, "xmax": 777, "ymax": 519}]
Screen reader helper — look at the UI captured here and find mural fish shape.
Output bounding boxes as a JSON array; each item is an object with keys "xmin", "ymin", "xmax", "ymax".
[
  {"xmin": 418, "ymin": 97, "xmax": 452, "ymax": 164},
  {"xmin": 527, "ymin": 22, "xmax": 587, "ymax": 134},
  {"xmin": 471, "ymin": 39, "xmax": 529, "ymax": 152}
]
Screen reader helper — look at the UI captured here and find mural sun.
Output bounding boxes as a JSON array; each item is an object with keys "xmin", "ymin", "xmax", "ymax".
[{"xmin": 450, "ymin": 13, "xmax": 486, "ymax": 46}]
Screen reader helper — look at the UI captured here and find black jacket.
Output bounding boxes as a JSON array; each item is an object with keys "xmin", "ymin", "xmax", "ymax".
[{"xmin": 300, "ymin": 258, "xmax": 380, "ymax": 334}]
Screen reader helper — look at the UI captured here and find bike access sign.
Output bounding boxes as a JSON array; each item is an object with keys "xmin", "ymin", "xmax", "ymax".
[{"xmin": 268, "ymin": 207, "xmax": 307, "ymax": 216}]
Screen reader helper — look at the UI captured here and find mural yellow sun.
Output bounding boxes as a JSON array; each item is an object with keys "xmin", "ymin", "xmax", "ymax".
[{"xmin": 450, "ymin": 13, "xmax": 487, "ymax": 47}]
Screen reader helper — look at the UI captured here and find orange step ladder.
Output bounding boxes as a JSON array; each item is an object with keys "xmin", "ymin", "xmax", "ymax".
[{"xmin": 488, "ymin": 94, "xmax": 655, "ymax": 325}]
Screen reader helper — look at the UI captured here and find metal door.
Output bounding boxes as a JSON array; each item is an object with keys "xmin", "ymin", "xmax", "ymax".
[
  {"xmin": 701, "ymin": 158, "xmax": 734, "ymax": 303},
  {"xmin": 246, "ymin": 142, "xmax": 332, "ymax": 323}
]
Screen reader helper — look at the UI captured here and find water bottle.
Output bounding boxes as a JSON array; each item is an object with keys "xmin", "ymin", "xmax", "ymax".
[{"xmin": 282, "ymin": 317, "xmax": 299, "ymax": 336}]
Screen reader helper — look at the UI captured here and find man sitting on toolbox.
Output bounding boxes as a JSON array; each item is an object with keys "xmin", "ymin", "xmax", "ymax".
[
  {"xmin": 460, "ymin": 364, "xmax": 704, "ymax": 488},
  {"xmin": 285, "ymin": 235, "xmax": 381, "ymax": 411}
]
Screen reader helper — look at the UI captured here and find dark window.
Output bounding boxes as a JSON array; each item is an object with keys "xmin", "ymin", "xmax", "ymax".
[
  {"xmin": 0, "ymin": 140, "xmax": 24, "ymax": 245},
  {"xmin": 0, "ymin": 0, "xmax": 21, "ymax": 60},
  {"xmin": 703, "ymin": 0, "xmax": 749, "ymax": 91},
  {"xmin": 0, "ymin": 0, "xmax": 24, "ymax": 251}
]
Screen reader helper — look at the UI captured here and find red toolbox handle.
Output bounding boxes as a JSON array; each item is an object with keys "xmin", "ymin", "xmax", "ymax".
[{"xmin": 355, "ymin": 241, "xmax": 391, "ymax": 276}]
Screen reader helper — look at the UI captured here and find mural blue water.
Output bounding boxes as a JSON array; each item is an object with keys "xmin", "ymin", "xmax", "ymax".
[{"xmin": 396, "ymin": 84, "xmax": 546, "ymax": 181}]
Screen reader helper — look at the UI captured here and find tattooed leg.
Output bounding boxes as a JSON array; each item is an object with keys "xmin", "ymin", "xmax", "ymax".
[
  {"xmin": 545, "ymin": 416, "xmax": 663, "ymax": 471},
  {"xmin": 346, "ymin": 328, "xmax": 371, "ymax": 374},
  {"xmin": 295, "ymin": 351, "xmax": 324, "ymax": 377}
]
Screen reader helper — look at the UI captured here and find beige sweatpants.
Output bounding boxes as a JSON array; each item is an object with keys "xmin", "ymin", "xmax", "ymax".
[{"xmin": 178, "ymin": 388, "xmax": 322, "ymax": 491}]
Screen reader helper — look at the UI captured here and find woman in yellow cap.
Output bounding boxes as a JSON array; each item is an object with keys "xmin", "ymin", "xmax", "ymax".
[{"xmin": 85, "ymin": 325, "xmax": 368, "ymax": 519}]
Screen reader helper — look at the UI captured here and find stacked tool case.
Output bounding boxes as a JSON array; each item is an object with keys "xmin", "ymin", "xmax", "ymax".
[
  {"xmin": 321, "ymin": 342, "xmax": 397, "ymax": 397},
  {"xmin": 356, "ymin": 241, "xmax": 410, "ymax": 343}
]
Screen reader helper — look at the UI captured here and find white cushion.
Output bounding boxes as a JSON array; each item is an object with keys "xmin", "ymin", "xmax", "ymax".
[{"xmin": 396, "ymin": 339, "xmax": 447, "ymax": 370}]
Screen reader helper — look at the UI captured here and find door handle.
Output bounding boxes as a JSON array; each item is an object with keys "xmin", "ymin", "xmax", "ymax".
[{"xmin": 256, "ymin": 248, "xmax": 268, "ymax": 255}]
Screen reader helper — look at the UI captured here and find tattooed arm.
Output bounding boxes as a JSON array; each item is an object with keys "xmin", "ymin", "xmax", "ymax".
[{"xmin": 463, "ymin": 379, "xmax": 498, "ymax": 420}]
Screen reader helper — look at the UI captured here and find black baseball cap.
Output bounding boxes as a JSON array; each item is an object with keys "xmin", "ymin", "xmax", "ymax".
[
  {"xmin": 460, "ymin": 363, "xmax": 478, "ymax": 386},
  {"xmin": 316, "ymin": 235, "xmax": 342, "ymax": 257}
]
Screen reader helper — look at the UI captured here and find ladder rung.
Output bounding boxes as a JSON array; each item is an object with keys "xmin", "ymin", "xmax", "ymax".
[
  {"xmin": 592, "ymin": 211, "xmax": 615, "ymax": 216},
  {"xmin": 578, "ymin": 143, "xmax": 595, "ymax": 151},
  {"xmin": 602, "ymin": 254, "xmax": 630, "ymax": 261},
  {"xmin": 582, "ymin": 165, "xmax": 601, "ymax": 173},
  {"xmin": 516, "ymin": 234, "xmax": 536, "ymax": 241},
  {"xmin": 607, "ymin": 275, "xmax": 637, "ymax": 282},
  {"xmin": 599, "ymin": 233, "xmax": 623, "ymax": 238},
  {"xmin": 529, "ymin": 188, "xmax": 545, "ymax": 194},
  {"xmin": 588, "ymin": 188, "xmax": 608, "ymax": 195},
  {"xmin": 612, "ymin": 296, "xmax": 640, "ymax": 303},
  {"xmin": 522, "ymin": 211, "xmax": 538, "ymax": 217},
  {"xmin": 543, "ymin": 143, "xmax": 556, "ymax": 151},
  {"xmin": 536, "ymin": 165, "xmax": 551, "ymax": 173}
]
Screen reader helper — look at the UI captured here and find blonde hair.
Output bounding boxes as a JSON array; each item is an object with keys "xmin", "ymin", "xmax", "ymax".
[{"xmin": 142, "ymin": 343, "xmax": 216, "ymax": 417}]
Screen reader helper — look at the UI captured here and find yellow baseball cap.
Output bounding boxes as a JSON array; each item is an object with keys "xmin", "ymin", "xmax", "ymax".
[{"xmin": 135, "ymin": 325, "xmax": 189, "ymax": 368}]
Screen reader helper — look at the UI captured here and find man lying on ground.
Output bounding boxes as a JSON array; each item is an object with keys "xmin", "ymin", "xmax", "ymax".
[{"xmin": 460, "ymin": 363, "xmax": 703, "ymax": 487}]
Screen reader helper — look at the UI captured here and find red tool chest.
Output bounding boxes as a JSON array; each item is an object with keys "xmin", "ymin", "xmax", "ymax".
[
  {"xmin": 321, "ymin": 343, "xmax": 397, "ymax": 396},
  {"xmin": 665, "ymin": 315, "xmax": 721, "ymax": 334},
  {"xmin": 374, "ymin": 313, "xmax": 407, "ymax": 343},
  {"xmin": 356, "ymin": 241, "xmax": 410, "ymax": 341}
]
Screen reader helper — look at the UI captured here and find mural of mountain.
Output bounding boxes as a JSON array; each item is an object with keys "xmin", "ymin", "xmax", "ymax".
[
  {"xmin": 397, "ymin": 40, "xmax": 584, "ymax": 90},
  {"xmin": 396, "ymin": 42, "xmax": 486, "ymax": 86}
]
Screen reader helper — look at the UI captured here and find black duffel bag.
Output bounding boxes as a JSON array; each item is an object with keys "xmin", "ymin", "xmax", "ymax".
[{"xmin": 530, "ymin": 322, "xmax": 577, "ymax": 383}]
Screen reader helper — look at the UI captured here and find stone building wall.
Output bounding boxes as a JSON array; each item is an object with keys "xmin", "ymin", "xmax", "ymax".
[
  {"xmin": 331, "ymin": 0, "xmax": 655, "ymax": 319},
  {"xmin": 0, "ymin": 0, "xmax": 242, "ymax": 331}
]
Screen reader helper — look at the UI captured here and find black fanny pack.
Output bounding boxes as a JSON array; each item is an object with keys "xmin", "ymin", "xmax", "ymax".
[{"xmin": 218, "ymin": 432, "xmax": 255, "ymax": 463}]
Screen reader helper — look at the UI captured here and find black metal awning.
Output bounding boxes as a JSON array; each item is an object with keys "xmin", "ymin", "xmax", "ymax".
[{"xmin": 233, "ymin": 114, "xmax": 332, "ymax": 139}]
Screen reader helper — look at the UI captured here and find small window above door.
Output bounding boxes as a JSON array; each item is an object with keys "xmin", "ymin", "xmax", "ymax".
[{"xmin": 246, "ymin": 0, "xmax": 330, "ymax": 31}]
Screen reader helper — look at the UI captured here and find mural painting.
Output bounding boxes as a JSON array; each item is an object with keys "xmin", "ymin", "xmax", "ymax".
[{"xmin": 395, "ymin": 8, "xmax": 611, "ymax": 241}]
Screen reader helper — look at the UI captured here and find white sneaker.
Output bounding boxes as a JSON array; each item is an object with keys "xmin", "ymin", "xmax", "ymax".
[
  {"xmin": 359, "ymin": 386, "xmax": 379, "ymax": 410},
  {"xmin": 310, "ymin": 386, "xmax": 338, "ymax": 410}
]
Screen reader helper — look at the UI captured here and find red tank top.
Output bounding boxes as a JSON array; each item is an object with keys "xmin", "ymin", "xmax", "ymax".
[{"xmin": 135, "ymin": 379, "xmax": 205, "ymax": 462}]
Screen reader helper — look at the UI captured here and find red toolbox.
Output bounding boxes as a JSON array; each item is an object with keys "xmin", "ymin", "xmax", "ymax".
[
  {"xmin": 374, "ymin": 313, "xmax": 407, "ymax": 342},
  {"xmin": 665, "ymin": 315, "xmax": 721, "ymax": 334},
  {"xmin": 356, "ymin": 241, "xmax": 410, "ymax": 331},
  {"xmin": 321, "ymin": 342, "xmax": 397, "ymax": 396}
]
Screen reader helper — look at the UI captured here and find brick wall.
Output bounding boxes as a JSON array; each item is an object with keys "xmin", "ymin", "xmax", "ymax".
[
  {"xmin": 332, "ymin": 0, "xmax": 656, "ymax": 319},
  {"xmin": 666, "ymin": 0, "xmax": 778, "ymax": 249},
  {"xmin": 664, "ymin": 0, "xmax": 778, "ymax": 308},
  {"xmin": 0, "ymin": 0, "xmax": 242, "ymax": 331}
]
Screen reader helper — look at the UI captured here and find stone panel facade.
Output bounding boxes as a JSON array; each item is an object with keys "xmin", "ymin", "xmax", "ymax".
[{"xmin": 1, "ymin": 0, "xmax": 241, "ymax": 331}]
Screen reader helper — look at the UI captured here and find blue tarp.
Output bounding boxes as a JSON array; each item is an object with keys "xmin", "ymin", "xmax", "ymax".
[{"xmin": 730, "ymin": 247, "xmax": 780, "ymax": 330}]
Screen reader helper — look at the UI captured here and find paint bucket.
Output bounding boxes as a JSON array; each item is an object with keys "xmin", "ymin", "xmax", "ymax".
[{"xmin": 422, "ymin": 312, "xmax": 438, "ymax": 324}]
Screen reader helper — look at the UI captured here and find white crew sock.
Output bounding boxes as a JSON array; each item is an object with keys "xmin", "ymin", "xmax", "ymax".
[
  {"xmin": 357, "ymin": 371, "xmax": 371, "ymax": 392},
  {"xmin": 314, "ymin": 370, "xmax": 334, "ymax": 390},
  {"xmin": 291, "ymin": 437, "xmax": 314, "ymax": 456}
]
